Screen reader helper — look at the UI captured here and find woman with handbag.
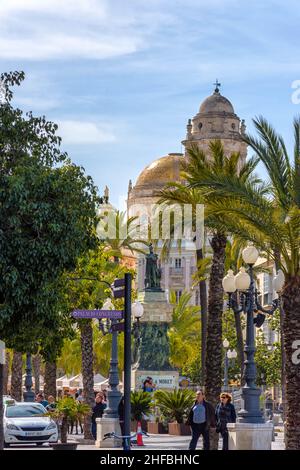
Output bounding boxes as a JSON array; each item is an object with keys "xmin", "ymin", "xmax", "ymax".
[{"xmin": 215, "ymin": 393, "xmax": 236, "ymax": 450}]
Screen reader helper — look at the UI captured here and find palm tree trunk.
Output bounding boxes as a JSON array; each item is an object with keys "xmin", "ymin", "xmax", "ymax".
[
  {"xmin": 60, "ymin": 417, "xmax": 68, "ymax": 444},
  {"xmin": 79, "ymin": 320, "xmax": 95, "ymax": 440},
  {"xmin": 32, "ymin": 354, "xmax": 41, "ymax": 393},
  {"xmin": 44, "ymin": 361, "xmax": 57, "ymax": 399},
  {"xmin": 274, "ymin": 250, "xmax": 286, "ymax": 420},
  {"xmin": 3, "ymin": 351, "xmax": 10, "ymax": 395},
  {"xmin": 282, "ymin": 276, "xmax": 300, "ymax": 449},
  {"xmin": 11, "ymin": 351, "xmax": 23, "ymax": 401},
  {"xmin": 196, "ymin": 248, "xmax": 208, "ymax": 385},
  {"xmin": 204, "ymin": 232, "xmax": 226, "ymax": 450}
]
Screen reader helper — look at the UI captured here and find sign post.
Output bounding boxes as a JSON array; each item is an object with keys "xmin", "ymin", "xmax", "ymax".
[
  {"xmin": 123, "ymin": 273, "xmax": 132, "ymax": 451},
  {"xmin": 0, "ymin": 340, "xmax": 6, "ymax": 451}
]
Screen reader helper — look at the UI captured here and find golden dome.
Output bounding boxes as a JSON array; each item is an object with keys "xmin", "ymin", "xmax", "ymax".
[{"xmin": 135, "ymin": 153, "xmax": 184, "ymax": 188}]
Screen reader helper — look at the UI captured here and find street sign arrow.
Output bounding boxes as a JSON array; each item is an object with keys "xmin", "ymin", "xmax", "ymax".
[
  {"xmin": 113, "ymin": 278, "xmax": 125, "ymax": 288},
  {"xmin": 111, "ymin": 322, "xmax": 125, "ymax": 332},
  {"xmin": 72, "ymin": 309, "xmax": 123, "ymax": 319},
  {"xmin": 113, "ymin": 288, "xmax": 125, "ymax": 299}
]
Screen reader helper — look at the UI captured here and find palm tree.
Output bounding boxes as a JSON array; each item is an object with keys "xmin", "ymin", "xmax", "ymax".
[
  {"xmin": 154, "ymin": 389, "xmax": 195, "ymax": 424},
  {"xmin": 10, "ymin": 351, "xmax": 23, "ymax": 401},
  {"xmin": 158, "ymin": 186, "xmax": 208, "ymax": 383},
  {"xmin": 44, "ymin": 361, "xmax": 57, "ymax": 399},
  {"xmin": 32, "ymin": 353, "xmax": 41, "ymax": 393},
  {"xmin": 168, "ymin": 291, "xmax": 201, "ymax": 370},
  {"xmin": 3, "ymin": 350, "xmax": 10, "ymax": 395},
  {"xmin": 160, "ymin": 140, "xmax": 259, "ymax": 448},
  {"xmin": 190, "ymin": 117, "xmax": 300, "ymax": 449},
  {"xmin": 79, "ymin": 320, "xmax": 95, "ymax": 440},
  {"xmin": 97, "ymin": 210, "xmax": 148, "ymax": 263}
]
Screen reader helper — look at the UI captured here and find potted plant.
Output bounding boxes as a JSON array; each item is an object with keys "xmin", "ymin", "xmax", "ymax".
[
  {"xmin": 46, "ymin": 397, "xmax": 91, "ymax": 450},
  {"xmin": 130, "ymin": 390, "xmax": 152, "ymax": 432},
  {"xmin": 154, "ymin": 389, "xmax": 194, "ymax": 435},
  {"xmin": 147, "ymin": 415, "xmax": 168, "ymax": 434}
]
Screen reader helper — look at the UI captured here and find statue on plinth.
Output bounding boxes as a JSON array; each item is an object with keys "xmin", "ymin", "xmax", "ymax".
[{"xmin": 144, "ymin": 243, "xmax": 162, "ymax": 291}]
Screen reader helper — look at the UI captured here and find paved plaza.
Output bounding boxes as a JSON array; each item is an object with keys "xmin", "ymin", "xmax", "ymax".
[{"xmin": 4, "ymin": 426, "xmax": 285, "ymax": 451}]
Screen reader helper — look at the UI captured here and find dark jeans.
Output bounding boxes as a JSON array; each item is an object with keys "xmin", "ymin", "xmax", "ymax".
[
  {"xmin": 91, "ymin": 421, "xmax": 97, "ymax": 440},
  {"xmin": 189, "ymin": 423, "xmax": 210, "ymax": 450},
  {"xmin": 220, "ymin": 428, "xmax": 228, "ymax": 450}
]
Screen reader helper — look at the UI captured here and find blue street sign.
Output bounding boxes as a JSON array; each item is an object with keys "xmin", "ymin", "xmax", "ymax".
[{"xmin": 72, "ymin": 309, "xmax": 123, "ymax": 319}]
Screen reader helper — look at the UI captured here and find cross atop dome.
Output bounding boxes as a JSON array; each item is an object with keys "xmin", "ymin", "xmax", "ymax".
[{"xmin": 213, "ymin": 79, "xmax": 221, "ymax": 94}]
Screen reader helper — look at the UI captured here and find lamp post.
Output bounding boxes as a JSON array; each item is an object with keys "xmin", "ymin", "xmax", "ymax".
[
  {"xmin": 99, "ymin": 298, "xmax": 122, "ymax": 419},
  {"xmin": 222, "ymin": 244, "xmax": 284, "ymax": 424},
  {"xmin": 23, "ymin": 353, "xmax": 35, "ymax": 402},
  {"xmin": 223, "ymin": 339, "xmax": 230, "ymax": 391},
  {"xmin": 223, "ymin": 338, "xmax": 237, "ymax": 391},
  {"xmin": 123, "ymin": 284, "xmax": 144, "ymax": 451}
]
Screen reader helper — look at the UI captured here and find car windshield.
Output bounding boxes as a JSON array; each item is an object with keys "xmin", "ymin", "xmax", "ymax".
[{"xmin": 6, "ymin": 404, "xmax": 46, "ymax": 418}]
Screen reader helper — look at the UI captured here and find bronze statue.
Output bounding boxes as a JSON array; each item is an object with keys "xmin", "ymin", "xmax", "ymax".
[{"xmin": 144, "ymin": 243, "xmax": 161, "ymax": 290}]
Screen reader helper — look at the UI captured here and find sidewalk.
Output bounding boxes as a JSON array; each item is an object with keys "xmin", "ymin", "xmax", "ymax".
[{"xmin": 71, "ymin": 429, "xmax": 285, "ymax": 450}]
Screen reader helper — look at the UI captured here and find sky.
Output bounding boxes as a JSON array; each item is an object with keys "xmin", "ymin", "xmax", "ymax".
[{"xmin": 1, "ymin": 0, "xmax": 300, "ymax": 208}]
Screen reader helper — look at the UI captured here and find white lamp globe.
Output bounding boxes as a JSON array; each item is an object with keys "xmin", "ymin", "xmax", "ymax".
[
  {"xmin": 273, "ymin": 269, "xmax": 285, "ymax": 293},
  {"xmin": 242, "ymin": 243, "xmax": 259, "ymax": 265},
  {"xmin": 102, "ymin": 298, "xmax": 114, "ymax": 310},
  {"xmin": 223, "ymin": 338, "xmax": 229, "ymax": 349},
  {"xmin": 222, "ymin": 269, "xmax": 236, "ymax": 293},
  {"xmin": 231, "ymin": 349, "xmax": 238, "ymax": 359},
  {"xmin": 132, "ymin": 301, "xmax": 144, "ymax": 319},
  {"xmin": 235, "ymin": 267, "xmax": 251, "ymax": 291}
]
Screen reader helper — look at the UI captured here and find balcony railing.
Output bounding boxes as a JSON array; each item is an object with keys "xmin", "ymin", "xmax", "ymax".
[{"xmin": 169, "ymin": 267, "xmax": 184, "ymax": 277}]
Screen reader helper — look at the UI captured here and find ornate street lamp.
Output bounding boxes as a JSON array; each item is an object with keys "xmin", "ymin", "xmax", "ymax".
[
  {"xmin": 99, "ymin": 298, "xmax": 144, "ymax": 424},
  {"xmin": 23, "ymin": 353, "xmax": 35, "ymax": 402},
  {"xmin": 222, "ymin": 244, "xmax": 284, "ymax": 423},
  {"xmin": 99, "ymin": 298, "xmax": 122, "ymax": 420}
]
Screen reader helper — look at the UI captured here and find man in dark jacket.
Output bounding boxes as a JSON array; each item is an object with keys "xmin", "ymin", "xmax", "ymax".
[
  {"xmin": 186, "ymin": 390, "xmax": 216, "ymax": 450},
  {"xmin": 215, "ymin": 393, "xmax": 236, "ymax": 450}
]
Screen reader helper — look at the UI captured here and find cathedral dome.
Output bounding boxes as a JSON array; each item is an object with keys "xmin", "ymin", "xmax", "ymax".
[
  {"xmin": 199, "ymin": 90, "xmax": 235, "ymax": 115},
  {"xmin": 135, "ymin": 153, "xmax": 183, "ymax": 188}
]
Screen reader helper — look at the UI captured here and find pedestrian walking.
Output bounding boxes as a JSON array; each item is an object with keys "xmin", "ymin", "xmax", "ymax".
[
  {"xmin": 46, "ymin": 395, "xmax": 56, "ymax": 411},
  {"xmin": 35, "ymin": 393, "xmax": 49, "ymax": 408},
  {"xmin": 186, "ymin": 390, "xmax": 216, "ymax": 450},
  {"xmin": 91, "ymin": 393, "xmax": 106, "ymax": 440},
  {"xmin": 215, "ymin": 392, "xmax": 236, "ymax": 450}
]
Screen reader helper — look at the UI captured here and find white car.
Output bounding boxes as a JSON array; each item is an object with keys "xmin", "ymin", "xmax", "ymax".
[{"xmin": 4, "ymin": 402, "xmax": 58, "ymax": 447}]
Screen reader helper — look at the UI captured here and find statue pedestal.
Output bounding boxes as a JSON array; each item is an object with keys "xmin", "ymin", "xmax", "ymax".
[
  {"xmin": 227, "ymin": 422, "xmax": 273, "ymax": 450},
  {"xmin": 138, "ymin": 290, "xmax": 172, "ymax": 323},
  {"xmin": 95, "ymin": 417, "xmax": 122, "ymax": 448}
]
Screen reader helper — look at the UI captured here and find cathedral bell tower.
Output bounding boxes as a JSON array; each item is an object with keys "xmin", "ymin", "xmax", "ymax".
[{"xmin": 182, "ymin": 81, "xmax": 247, "ymax": 169}]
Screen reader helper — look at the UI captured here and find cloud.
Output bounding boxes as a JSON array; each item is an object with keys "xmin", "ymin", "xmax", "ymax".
[
  {"xmin": 0, "ymin": 0, "xmax": 142, "ymax": 60},
  {"xmin": 56, "ymin": 120, "xmax": 116, "ymax": 144}
]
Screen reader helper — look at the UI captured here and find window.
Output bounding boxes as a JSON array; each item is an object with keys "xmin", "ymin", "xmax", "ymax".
[
  {"xmin": 175, "ymin": 258, "xmax": 182, "ymax": 268},
  {"xmin": 175, "ymin": 290, "xmax": 182, "ymax": 303},
  {"xmin": 263, "ymin": 273, "xmax": 272, "ymax": 305}
]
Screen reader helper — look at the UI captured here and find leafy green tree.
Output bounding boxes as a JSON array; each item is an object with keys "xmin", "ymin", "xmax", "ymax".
[
  {"xmin": 168, "ymin": 291, "xmax": 200, "ymax": 369},
  {"xmin": 255, "ymin": 333, "xmax": 281, "ymax": 387},
  {"xmin": 0, "ymin": 71, "xmax": 99, "ymax": 352}
]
